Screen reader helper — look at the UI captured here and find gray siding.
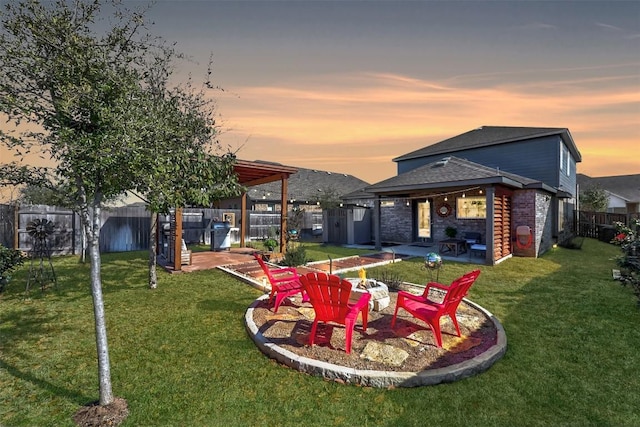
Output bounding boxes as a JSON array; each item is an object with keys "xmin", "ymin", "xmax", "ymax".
[{"xmin": 397, "ymin": 135, "xmax": 575, "ymax": 195}]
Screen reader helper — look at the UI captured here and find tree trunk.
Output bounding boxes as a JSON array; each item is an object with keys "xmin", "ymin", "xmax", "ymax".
[
  {"xmin": 82, "ymin": 201, "xmax": 114, "ymax": 406},
  {"xmin": 149, "ymin": 211, "xmax": 158, "ymax": 289}
]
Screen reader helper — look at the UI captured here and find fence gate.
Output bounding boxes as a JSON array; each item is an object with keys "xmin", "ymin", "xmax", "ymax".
[
  {"xmin": 326, "ymin": 208, "xmax": 348, "ymax": 244},
  {"xmin": 0, "ymin": 204, "xmax": 16, "ymax": 248}
]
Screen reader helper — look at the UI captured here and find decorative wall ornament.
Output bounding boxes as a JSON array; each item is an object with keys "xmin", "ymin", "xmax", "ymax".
[{"xmin": 436, "ymin": 202, "xmax": 452, "ymax": 217}]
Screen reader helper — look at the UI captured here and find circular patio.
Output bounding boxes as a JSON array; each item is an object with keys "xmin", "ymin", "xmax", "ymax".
[{"xmin": 245, "ymin": 291, "xmax": 507, "ymax": 387}]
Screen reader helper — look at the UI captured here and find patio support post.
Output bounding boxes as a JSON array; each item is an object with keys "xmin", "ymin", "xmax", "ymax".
[
  {"xmin": 173, "ymin": 208, "xmax": 183, "ymax": 272},
  {"xmin": 280, "ymin": 176, "xmax": 288, "ymax": 253},
  {"xmin": 485, "ymin": 188, "xmax": 495, "ymax": 265},
  {"xmin": 240, "ymin": 192, "xmax": 247, "ymax": 248},
  {"xmin": 373, "ymin": 195, "xmax": 382, "ymax": 251}
]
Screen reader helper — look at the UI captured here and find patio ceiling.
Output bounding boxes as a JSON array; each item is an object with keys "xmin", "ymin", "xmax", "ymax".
[{"xmin": 234, "ymin": 159, "xmax": 298, "ymax": 187}]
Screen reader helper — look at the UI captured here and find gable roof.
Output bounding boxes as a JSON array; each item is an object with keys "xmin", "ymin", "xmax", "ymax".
[
  {"xmin": 247, "ymin": 163, "xmax": 369, "ymax": 203},
  {"xmin": 366, "ymin": 156, "xmax": 553, "ymax": 195},
  {"xmin": 393, "ymin": 126, "xmax": 582, "ymax": 163},
  {"xmin": 577, "ymin": 173, "xmax": 640, "ymax": 202}
]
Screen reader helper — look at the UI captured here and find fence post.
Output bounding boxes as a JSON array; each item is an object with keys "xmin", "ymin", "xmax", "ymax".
[{"xmin": 13, "ymin": 202, "xmax": 19, "ymax": 250}]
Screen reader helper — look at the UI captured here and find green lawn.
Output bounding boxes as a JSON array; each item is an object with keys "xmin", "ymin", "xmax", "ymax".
[{"xmin": 1, "ymin": 239, "xmax": 639, "ymax": 426}]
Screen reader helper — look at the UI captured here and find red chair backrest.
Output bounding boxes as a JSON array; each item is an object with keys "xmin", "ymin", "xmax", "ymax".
[
  {"xmin": 438, "ymin": 270, "xmax": 481, "ymax": 309},
  {"xmin": 253, "ymin": 253, "xmax": 272, "ymax": 277},
  {"xmin": 299, "ymin": 272, "xmax": 353, "ymax": 323}
]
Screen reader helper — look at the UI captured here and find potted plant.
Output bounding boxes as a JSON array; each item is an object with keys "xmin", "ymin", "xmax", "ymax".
[
  {"xmin": 263, "ymin": 238, "xmax": 278, "ymax": 252},
  {"xmin": 445, "ymin": 226, "xmax": 458, "ymax": 239}
]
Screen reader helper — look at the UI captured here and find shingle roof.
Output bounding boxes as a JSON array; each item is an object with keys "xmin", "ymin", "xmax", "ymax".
[
  {"xmin": 577, "ymin": 173, "xmax": 640, "ymax": 202},
  {"xmin": 366, "ymin": 156, "xmax": 546, "ymax": 195},
  {"xmin": 247, "ymin": 164, "xmax": 369, "ymax": 203},
  {"xmin": 393, "ymin": 126, "xmax": 581, "ymax": 163}
]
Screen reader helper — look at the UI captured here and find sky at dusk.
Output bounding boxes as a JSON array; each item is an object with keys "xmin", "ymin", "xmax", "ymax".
[{"xmin": 1, "ymin": 0, "xmax": 639, "ymax": 187}]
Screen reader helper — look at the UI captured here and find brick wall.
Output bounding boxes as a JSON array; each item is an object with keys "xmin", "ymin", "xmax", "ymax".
[{"xmin": 380, "ymin": 199, "xmax": 412, "ymax": 242}]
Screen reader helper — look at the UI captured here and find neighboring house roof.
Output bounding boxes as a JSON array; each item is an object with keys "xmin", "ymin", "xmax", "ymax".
[
  {"xmin": 393, "ymin": 126, "xmax": 582, "ymax": 163},
  {"xmin": 247, "ymin": 163, "xmax": 370, "ymax": 203},
  {"xmin": 577, "ymin": 173, "xmax": 640, "ymax": 203},
  {"xmin": 366, "ymin": 156, "xmax": 554, "ymax": 195}
]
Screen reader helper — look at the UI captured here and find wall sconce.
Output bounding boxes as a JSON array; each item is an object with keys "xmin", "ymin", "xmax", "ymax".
[
  {"xmin": 462, "ymin": 193, "xmax": 466, "ymax": 198},
  {"xmin": 339, "ymin": 203, "xmax": 343, "ymax": 207},
  {"xmin": 406, "ymin": 200, "xmax": 410, "ymax": 206},
  {"xmin": 479, "ymin": 189, "xmax": 483, "ymax": 195},
  {"xmin": 444, "ymin": 196, "xmax": 448, "ymax": 202}
]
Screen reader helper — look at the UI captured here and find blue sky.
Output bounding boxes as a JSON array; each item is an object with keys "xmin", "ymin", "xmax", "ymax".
[{"xmin": 2, "ymin": 0, "xmax": 639, "ymax": 185}]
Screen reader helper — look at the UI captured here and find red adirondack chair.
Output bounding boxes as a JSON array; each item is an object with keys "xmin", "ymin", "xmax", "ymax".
[
  {"xmin": 253, "ymin": 253, "xmax": 305, "ymax": 313},
  {"xmin": 391, "ymin": 270, "xmax": 481, "ymax": 347},
  {"xmin": 299, "ymin": 272, "xmax": 370, "ymax": 354}
]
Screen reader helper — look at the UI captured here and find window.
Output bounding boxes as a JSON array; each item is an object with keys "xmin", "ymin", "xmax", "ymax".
[
  {"xmin": 456, "ymin": 196, "xmax": 486, "ymax": 219},
  {"xmin": 560, "ymin": 144, "xmax": 570, "ymax": 176},
  {"xmin": 557, "ymin": 199, "xmax": 565, "ymax": 231}
]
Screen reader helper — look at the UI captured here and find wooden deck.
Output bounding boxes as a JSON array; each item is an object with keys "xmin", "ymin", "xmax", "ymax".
[{"xmin": 160, "ymin": 248, "xmax": 408, "ymax": 292}]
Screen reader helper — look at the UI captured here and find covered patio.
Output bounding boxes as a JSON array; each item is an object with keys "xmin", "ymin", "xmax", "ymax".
[{"xmin": 164, "ymin": 159, "xmax": 298, "ymax": 272}]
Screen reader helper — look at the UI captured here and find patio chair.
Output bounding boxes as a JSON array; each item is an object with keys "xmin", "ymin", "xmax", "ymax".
[
  {"xmin": 391, "ymin": 270, "xmax": 481, "ymax": 347},
  {"xmin": 253, "ymin": 253, "xmax": 305, "ymax": 313},
  {"xmin": 462, "ymin": 231, "xmax": 481, "ymax": 246},
  {"xmin": 299, "ymin": 272, "xmax": 370, "ymax": 354}
]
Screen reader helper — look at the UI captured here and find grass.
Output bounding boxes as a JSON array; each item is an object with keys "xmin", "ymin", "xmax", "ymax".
[{"xmin": 1, "ymin": 239, "xmax": 639, "ymax": 426}]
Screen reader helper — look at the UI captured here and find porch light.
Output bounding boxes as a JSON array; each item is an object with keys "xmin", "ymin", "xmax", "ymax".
[
  {"xmin": 444, "ymin": 196, "xmax": 448, "ymax": 202},
  {"xmin": 462, "ymin": 193, "xmax": 466, "ymax": 198}
]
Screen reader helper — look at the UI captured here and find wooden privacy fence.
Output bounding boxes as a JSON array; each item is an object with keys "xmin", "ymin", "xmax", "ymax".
[
  {"xmin": 0, "ymin": 204, "xmax": 324, "ymax": 254},
  {"xmin": 575, "ymin": 210, "xmax": 638, "ymax": 241}
]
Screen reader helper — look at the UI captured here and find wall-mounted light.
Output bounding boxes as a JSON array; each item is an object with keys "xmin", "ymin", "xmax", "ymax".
[
  {"xmin": 462, "ymin": 193, "xmax": 466, "ymax": 198},
  {"xmin": 444, "ymin": 196, "xmax": 448, "ymax": 202},
  {"xmin": 479, "ymin": 189, "xmax": 483, "ymax": 195},
  {"xmin": 406, "ymin": 200, "xmax": 410, "ymax": 206}
]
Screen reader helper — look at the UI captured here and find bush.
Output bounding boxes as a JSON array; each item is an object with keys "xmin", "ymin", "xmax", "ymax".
[
  {"xmin": 281, "ymin": 245, "xmax": 308, "ymax": 267},
  {"xmin": 371, "ymin": 269, "xmax": 404, "ymax": 291},
  {"xmin": 612, "ymin": 219, "xmax": 640, "ymax": 304},
  {"xmin": 0, "ymin": 244, "xmax": 26, "ymax": 293}
]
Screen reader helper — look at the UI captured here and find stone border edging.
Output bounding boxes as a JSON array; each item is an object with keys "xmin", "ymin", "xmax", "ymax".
[{"xmin": 244, "ymin": 295, "xmax": 507, "ymax": 387}]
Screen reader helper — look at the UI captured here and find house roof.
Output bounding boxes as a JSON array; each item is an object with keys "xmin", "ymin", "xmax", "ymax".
[
  {"xmin": 247, "ymin": 164, "xmax": 369, "ymax": 203},
  {"xmin": 577, "ymin": 173, "xmax": 640, "ymax": 202},
  {"xmin": 366, "ymin": 156, "xmax": 553, "ymax": 195},
  {"xmin": 393, "ymin": 126, "xmax": 582, "ymax": 163},
  {"xmin": 234, "ymin": 159, "xmax": 298, "ymax": 186}
]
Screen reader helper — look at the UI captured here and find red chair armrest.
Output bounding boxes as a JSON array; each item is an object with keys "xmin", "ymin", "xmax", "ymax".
[
  {"xmin": 425, "ymin": 282, "xmax": 449, "ymax": 292},
  {"xmin": 349, "ymin": 292, "xmax": 371, "ymax": 311},
  {"xmin": 397, "ymin": 290, "xmax": 427, "ymax": 304}
]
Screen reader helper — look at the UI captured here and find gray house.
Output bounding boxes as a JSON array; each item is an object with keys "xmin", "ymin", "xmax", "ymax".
[
  {"xmin": 366, "ymin": 126, "xmax": 582, "ymax": 264},
  {"xmin": 577, "ymin": 173, "xmax": 640, "ymax": 214}
]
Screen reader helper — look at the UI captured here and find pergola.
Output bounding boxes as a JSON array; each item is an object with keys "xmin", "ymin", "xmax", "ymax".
[{"xmin": 169, "ymin": 159, "xmax": 298, "ymax": 271}]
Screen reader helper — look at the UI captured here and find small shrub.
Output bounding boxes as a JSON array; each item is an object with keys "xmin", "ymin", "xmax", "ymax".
[
  {"xmin": 445, "ymin": 226, "xmax": 457, "ymax": 238},
  {"xmin": 559, "ymin": 236, "xmax": 584, "ymax": 250},
  {"xmin": 281, "ymin": 245, "xmax": 308, "ymax": 267},
  {"xmin": 263, "ymin": 238, "xmax": 278, "ymax": 252},
  {"xmin": 372, "ymin": 269, "xmax": 404, "ymax": 291},
  {"xmin": 0, "ymin": 244, "xmax": 27, "ymax": 293}
]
